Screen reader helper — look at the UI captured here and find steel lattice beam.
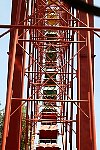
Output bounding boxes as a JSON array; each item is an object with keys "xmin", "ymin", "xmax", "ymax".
[{"xmin": 1, "ymin": 0, "xmax": 97, "ymax": 150}]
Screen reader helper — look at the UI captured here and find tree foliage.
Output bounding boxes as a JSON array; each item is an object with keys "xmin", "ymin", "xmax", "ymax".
[
  {"xmin": 0, "ymin": 109, "xmax": 4, "ymax": 147},
  {"xmin": 0, "ymin": 106, "xmax": 26, "ymax": 149},
  {"xmin": 20, "ymin": 106, "xmax": 26, "ymax": 150}
]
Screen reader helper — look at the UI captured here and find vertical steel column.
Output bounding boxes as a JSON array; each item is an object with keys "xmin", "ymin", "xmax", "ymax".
[
  {"xmin": 2, "ymin": 0, "xmax": 25, "ymax": 150},
  {"xmin": 76, "ymin": 10, "xmax": 81, "ymax": 150},
  {"xmin": 76, "ymin": 0, "xmax": 95, "ymax": 149},
  {"xmin": 1, "ymin": 29, "xmax": 18, "ymax": 150},
  {"xmin": 86, "ymin": 11, "xmax": 96, "ymax": 150},
  {"xmin": 1, "ymin": 0, "xmax": 22, "ymax": 149}
]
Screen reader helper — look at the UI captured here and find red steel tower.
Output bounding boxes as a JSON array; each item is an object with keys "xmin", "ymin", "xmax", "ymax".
[{"xmin": 0, "ymin": 0, "xmax": 98, "ymax": 150}]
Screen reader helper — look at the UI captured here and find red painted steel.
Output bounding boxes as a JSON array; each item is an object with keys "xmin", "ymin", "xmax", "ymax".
[
  {"xmin": 1, "ymin": 0, "xmax": 97, "ymax": 150},
  {"xmin": 76, "ymin": 0, "xmax": 96, "ymax": 149}
]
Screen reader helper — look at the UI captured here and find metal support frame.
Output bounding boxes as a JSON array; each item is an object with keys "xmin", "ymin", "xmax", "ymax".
[{"xmin": 1, "ymin": 0, "xmax": 98, "ymax": 150}]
